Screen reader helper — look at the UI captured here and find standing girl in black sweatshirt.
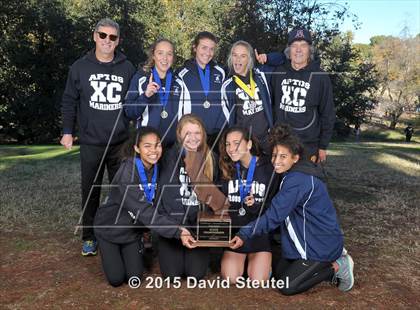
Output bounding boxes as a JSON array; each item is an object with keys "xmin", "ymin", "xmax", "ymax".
[{"xmin": 94, "ymin": 127, "xmax": 193, "ymax": 287}]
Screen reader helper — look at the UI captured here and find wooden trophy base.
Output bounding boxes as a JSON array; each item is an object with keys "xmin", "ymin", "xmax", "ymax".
[{"xmin": 195, "ymin": 210, "xmax": 232, "ymax": 247}]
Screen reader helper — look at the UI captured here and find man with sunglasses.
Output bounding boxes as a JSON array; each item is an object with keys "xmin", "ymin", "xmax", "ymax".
[{"xmin": 60, "ymin": 18, "xmax": 135, "ymax": 256}]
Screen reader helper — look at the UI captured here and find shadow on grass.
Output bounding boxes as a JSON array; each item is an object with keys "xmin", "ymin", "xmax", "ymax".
[{"xmin": 326, "ymin": 141, "xmax": 420, "ymax": 204}]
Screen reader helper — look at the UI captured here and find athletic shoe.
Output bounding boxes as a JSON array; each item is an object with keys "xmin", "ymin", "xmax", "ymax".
[
  {"xmin": 335, "ymin": 254, "xmax": 354, "ymax": 291},
  {"xmin": 82, "ymin": 240, "xmax": 97, "ymax": 256}
]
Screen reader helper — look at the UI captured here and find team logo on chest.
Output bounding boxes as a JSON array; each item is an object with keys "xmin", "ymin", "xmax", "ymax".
[
  {"xmin": 227, "ymin": 179, "xmax": 266, "ymax": 203},
  {"xmin": 214, "ymin": 73, "xmax": 222, "ymax": 84},
  {"xmin": 89, "ymin": 73, "xmax": 124, "ymax": 110},
  {"xmin": 179, "ymin": 166, "xmax": 199, "ymax": 206},
  {"xmin": 280, "ymin": 78, "xmax": 310, "ymax": 113},
  {"xmin": 173, "ymin": 85, "xmax": 180, "ymax": 96},
  {"xmin": 236, "ymin": 87, "xmax": 263, "ymax": 116}
]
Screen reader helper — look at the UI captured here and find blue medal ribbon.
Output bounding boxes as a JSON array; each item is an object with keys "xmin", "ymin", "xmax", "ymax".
[
  {"xmin": 235, "ymin": 156, "xmax": 257, "ymax": 203},
  {"xmin": 197, "ymin": 63, "xmax": 210, "ymax": 98},
  {"xmin": 152, "ymin": 67, "xmax": 172, "ymax": 110},
  {"xmin": 135, "ymin": 158, "xmax": 158, "ymax": 204}
]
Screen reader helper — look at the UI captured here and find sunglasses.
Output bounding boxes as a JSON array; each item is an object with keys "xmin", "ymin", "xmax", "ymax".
[{"xmin": 96, "ymin": 31, "xmax": 118, "ymax": 42}]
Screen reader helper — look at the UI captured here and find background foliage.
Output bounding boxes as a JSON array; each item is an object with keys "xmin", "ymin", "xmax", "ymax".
[{"xmin": 0, "ymin": 0, "xmax": 417, "ymax": 143}]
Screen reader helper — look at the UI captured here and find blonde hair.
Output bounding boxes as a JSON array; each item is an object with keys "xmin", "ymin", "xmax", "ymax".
[
  {"xmin": 142, "ymin": 38, "xmax": 175, "ymax": 73},
  {"xmin": 176, "ymin": 114, "xmax": 214, "ymax": 180},
  {"xmin": 227, "ymin": 40, "xmax": 255, "ymax": 76}
]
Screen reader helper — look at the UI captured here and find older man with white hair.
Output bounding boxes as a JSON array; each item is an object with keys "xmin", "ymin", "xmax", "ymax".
[{"xmin": 271, "ymin": 28, "xmax": 335, "ymax": 163}]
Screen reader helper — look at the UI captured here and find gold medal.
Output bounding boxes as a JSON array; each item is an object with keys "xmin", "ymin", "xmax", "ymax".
[{"xmin": 234, "ymin": 71, "xmax": 256, "ymax": 100}]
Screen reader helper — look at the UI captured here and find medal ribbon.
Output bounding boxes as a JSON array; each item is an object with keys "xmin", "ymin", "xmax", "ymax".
[
  {"xmin": 152, "ymin": 67, "xmax": 172, "ymax": 110},
  {"xmin": 197, "ymin": 63, "xmax": 210, "ymax": 98},
  {"xmin": 135, "ymin": 158, "xmax": 158, "ymax": 204},
  {"xmin": 233, "ymin": 71, "xmax": 256, "ymax": 99},
  {"xmin": 235, "ymin": 156, "xmax": 256, "ymax": 203}
]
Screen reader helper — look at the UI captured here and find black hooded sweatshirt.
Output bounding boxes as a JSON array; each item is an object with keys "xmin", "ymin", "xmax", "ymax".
[
  {"xmin": 271, "ymin": 60, "xmax": 335, "ymax": 150},
  {"xmin": 156, "ymin": 144, "xmax": 219, "ymax": 229},
  {"xmin": 220, "ymin": 156, "xmax": 278, "ymax": 229},
  {"xmin": 94, "ymin": 158, "xmax": 181, "ymax": 244},
  {"xmin": 61, "ymin": 49, "xmax": 136, "ymax": 146}
]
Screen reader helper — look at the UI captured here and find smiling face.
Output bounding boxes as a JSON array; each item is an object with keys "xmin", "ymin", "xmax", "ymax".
[
  {"xmin": 153, "ymin": 41, "xmax": 174, "ymax": 76},
  {"xmin": 194, "ymin": 38, "xmax": 216, "ymax": 68},
  {"xmin": 134, "ymin": 133, "xmax": 162, "ymax": 169},
  {"xmin": 179, "ymin": 122, "xmax": 203, "ymax": 151},
  {"xmin": 225, "ymin": 131, "xmax": 252, "ymax": 163},
  {"xmin": 271, "ymin": 144, "xmax": 299, "ymax": 174},
  {"xmin": 231, "ymin": 44, "xmax": 249, "ymax": 76},
  {"xmin": 289, "ymin": 40, "xmax": 311, "ymax": 70},
  {"xmin": 93, "ymin": 26, "xmax": 119, "ymax": 59}
]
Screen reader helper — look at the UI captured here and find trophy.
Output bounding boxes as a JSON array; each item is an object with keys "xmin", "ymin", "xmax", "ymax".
[
  {"xmin": 195, "ymin": 203, "xmax": 232, "ymax": 247},
  {"xmin": 183, "ymin": 150, "xmax": 232, "ymax": 247}
]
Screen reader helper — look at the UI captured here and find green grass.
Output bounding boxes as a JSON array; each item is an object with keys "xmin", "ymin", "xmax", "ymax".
[
  {"xmin": 0, "ymin": 145, "xmax": 82, "ymax": 233},
  {"xmin": 355, "ymin": 113, "xmax": 420, "ymax": 143},
  {"xmin": 1, "ymin": 141, "xmax": 419, "ymax": 233},
  {"xmin": 1, "ymin": 141, "xmax": 419, "ymax": 307}
]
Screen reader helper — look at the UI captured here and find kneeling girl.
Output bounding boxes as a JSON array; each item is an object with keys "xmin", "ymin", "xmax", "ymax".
[
  {"xmin": 219, "ymin": 127, "xmax": 275, "ymax": 283},
  {"xmin": 156, "ymin": 114, "xmax": 218, "ymax": 280},
  {"xmin": 94, "ymin": 127, "xmax": 192, "ymax": 287},
  {"xmin": 230, "ymin": 125, "xmax": 354, "ymax": 295}
]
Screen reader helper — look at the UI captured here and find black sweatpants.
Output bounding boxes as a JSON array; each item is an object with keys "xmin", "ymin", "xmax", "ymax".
[
  {"xmin": 158, "ymin": 236, "xmax": 209, "ymax": 280},
  {"xmin": 80, "ymin": 143, "xmax": 122, "ymax": 241},
  {"xmin": 274, "ymin": 258, "xmax": 334, "ymax": 295},
  {"xmin": 97, "ymin": 237, "xmax": 144, "ymax": 287}
]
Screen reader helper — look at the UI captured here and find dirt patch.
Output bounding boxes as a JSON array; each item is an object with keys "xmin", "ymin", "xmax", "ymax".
[{"xmin": 1, "ymin": 229, "xmax": 418, "ymax": 309}]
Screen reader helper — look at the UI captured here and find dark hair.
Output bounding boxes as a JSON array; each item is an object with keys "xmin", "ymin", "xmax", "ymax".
[
  {"xmin": 120, "ymin": 126, "xmax": 161, "ymax": 159},
  {"xmin": 218, "ymin": 126, "xmax": 261, "ymax": 180},
  {"xmin": 94, "ymin": 18, "xmax": 120, "ymax": 36},
  {"xmin": 269, "ymin": 124, "xmax": 304, "ymax": 157},
  {"xmin": 142, "ymin": 38, "xmax": 175, "ymax": 72},
  {"xmin": 191, "ymin": 31, "xmax": 218, "ymax": 57}
]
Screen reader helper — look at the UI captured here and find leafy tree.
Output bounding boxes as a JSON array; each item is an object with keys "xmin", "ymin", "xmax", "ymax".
[
  {"xmin": 0, "ymin": 0, "xmax": 147, "ymax": 143},
  {"xmin": 0, "ymin": 0, "xmax": 77, "ymax": 143},
  {"xmin": 371, "ymin": 34, "xmax": 419, "ymax": 129},
  {"xmin": 218, "ymin": 0, "xmax": 359, "ymax": 56},
  {"xmin": 135, "ymin": 0, "xmax": 235, "ymax": 66},
  {"xmin": 1, "ymin": 0, "xmax": 382, "ymax": 143},
  {"xmin": 322, "ymin": 32, "xmax": 378, "ymax": 127}
]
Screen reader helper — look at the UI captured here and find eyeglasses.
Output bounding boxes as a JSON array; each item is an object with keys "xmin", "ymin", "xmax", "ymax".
[{"xmin": 96, "ymin": 31, "xmax": 118, "ymax": 42}]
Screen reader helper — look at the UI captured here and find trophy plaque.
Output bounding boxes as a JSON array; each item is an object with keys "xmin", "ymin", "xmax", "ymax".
[{"xmin": 195, "ymin": 204, "xmax": 232, "ymax": 247}]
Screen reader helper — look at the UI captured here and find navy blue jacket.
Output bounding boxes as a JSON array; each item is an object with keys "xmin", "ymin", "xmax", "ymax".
[
  {"xmin": 124, "ymin": 69, "xmax": 181, "ymax": 146},
  {"xmin": 221, "ymin": 67, "xmax": 275, "ymax": 129},
  {"xmin": 238, "ymin": 160, "xmax": 343, "ymax": 262},
  {"xmin": 175, "ymin": 60, "xmax": 227, "ymax": 135}
]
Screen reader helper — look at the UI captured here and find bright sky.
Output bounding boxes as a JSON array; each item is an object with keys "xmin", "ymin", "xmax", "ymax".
[{"xmin": 339, "ymin": 0, "xmax": 420, "ymax": 43}]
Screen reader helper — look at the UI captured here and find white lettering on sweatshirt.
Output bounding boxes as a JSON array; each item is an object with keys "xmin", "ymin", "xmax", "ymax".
[
  {"xmin": 89, "ymin": 74, "xmax": 124, "ymax": 110},
  {"xmin": 280, "ymin": 79, "xmax": 310, "ymax": 113},
  {"xmin": 227, "ymin": 179, "xmax": 266, "ymax": 203},
  {"xmin": 179, "ymin": 166, "xmax": 199, "ymax": 206}
]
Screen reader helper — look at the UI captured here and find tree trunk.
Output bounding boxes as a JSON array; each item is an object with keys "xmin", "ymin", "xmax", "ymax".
[{"xmin": 389, "ymin": 120, "xmax": 397, "ymax": 129}]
